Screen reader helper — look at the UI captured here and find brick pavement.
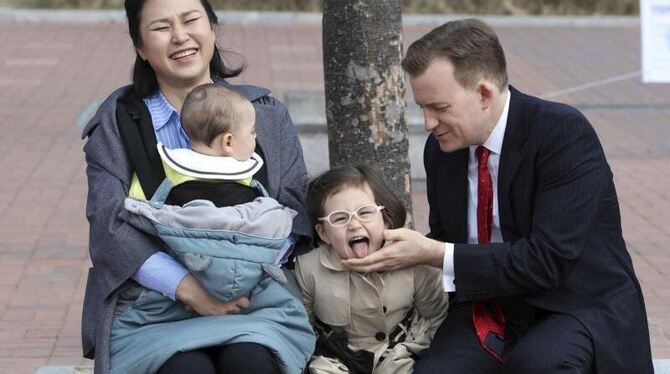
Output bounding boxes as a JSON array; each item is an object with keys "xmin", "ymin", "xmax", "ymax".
[{"xmin": 1, "ymin": 13, "xmax": 669, "ymax": 373}]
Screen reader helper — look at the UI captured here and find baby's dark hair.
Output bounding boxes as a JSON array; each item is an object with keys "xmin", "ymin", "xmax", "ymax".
[
  {"xmin": 307, "ymin": 164, "xmax": 407, "ymax": 245},
  {"xmin": 181, "ymin": 83, "xmax": 249, "ymax": 146}
]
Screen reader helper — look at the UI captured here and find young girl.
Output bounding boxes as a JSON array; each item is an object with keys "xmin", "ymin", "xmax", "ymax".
[{"xmin": 296, "ymin": 165, "xmax": 448, "ymax": 373}]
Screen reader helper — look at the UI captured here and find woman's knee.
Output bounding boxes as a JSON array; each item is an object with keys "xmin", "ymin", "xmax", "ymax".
[
  {"xmin": 158, "ymin": 350, "xmax": 215, "ymax": 374},
  {"xmin": 216, "ymin": 342, "xmax": 280, "ymax": 374}
]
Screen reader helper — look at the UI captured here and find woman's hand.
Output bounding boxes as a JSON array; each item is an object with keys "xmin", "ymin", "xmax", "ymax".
[{"xmin": 175, "ymin": 274, "xmax": 250, "ymax": 316}]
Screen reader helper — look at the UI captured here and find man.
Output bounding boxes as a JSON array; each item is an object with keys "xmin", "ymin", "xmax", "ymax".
[{"xmin": 344, "ymin": 19, "xmax": 652, "ymax": 373}]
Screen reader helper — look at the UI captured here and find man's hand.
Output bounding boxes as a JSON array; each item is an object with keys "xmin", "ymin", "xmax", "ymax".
[
  {"xmin": 342, "ymin": 228, "xmax": 445, "ymax": 273},
  {"xmin": 176, "ymin": 274, "xmax": 249, "ymax": 316}
]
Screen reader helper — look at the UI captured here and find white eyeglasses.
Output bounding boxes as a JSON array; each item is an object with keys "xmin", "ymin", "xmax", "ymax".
[{"xmin": 318, "ymin": 204, "xmax": 385, "ymax": 228}]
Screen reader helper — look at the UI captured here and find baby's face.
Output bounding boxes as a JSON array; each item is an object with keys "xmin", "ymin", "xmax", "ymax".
[
  {"xmin": 228, "ymin": 101, "xmax": 257, "ymax": 161},
  {"xmin": 315, "ymin": 184, "xmax": 386, "ymax": 259}
]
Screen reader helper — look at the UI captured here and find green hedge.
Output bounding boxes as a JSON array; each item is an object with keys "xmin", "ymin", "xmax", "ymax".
[{"xmin": 0, "ymin": 0, "xmax": 639, "ymax": 15}]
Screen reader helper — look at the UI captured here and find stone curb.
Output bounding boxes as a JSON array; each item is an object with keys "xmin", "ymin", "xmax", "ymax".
[
  {"xmin": 34, "ymin": 360, "xmax": 670, "ymax": 373},
  {"xmin": 35, "ymin": 367, "xmax": 92, "ymax": 374},
  {"xmin": 0, "ymin": 8, "xmax": 640, "ymax": 27}
]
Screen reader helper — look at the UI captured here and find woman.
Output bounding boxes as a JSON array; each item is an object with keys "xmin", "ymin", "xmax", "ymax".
[{"xmin": 80, "ymin": 0, "xmax": 313, "ymax": 373}]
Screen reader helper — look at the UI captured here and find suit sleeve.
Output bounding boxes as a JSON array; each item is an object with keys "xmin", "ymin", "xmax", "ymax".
[
  {"xmin": 454, "ymin": 110, "xmax": 610, "ymax": 299},
  {"xmin": 424, "ymin": 136, "xmax": 448, "ymax": 241}
]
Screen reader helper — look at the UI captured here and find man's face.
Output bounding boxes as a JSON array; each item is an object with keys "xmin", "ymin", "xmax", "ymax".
[{"xmin": 410, "ymin": 58, "xmax": 491, "ymax": 153}]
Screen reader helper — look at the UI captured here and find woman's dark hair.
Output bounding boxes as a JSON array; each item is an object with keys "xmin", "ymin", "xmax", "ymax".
[
  {"xmin": 124, "ymin": 0, "xmax": 244, "ymax": 98},
  {"xmin": 307, "ymin": 164, "xmax": 407, "ymax": 246}
]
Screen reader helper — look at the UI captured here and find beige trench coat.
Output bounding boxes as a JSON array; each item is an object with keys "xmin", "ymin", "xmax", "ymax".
[{"xmin": 296, "ymin": 244, "xmax": 448, "ymax": 373}]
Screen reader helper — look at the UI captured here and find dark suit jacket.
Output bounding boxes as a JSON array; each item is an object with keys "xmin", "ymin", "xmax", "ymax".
[{"xmin": 424, "ymin": 86, "xmax": 653, "ymax": 373}]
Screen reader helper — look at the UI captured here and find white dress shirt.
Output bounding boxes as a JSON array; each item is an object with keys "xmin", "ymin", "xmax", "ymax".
[{"xmin": 442, "ymin": 90, "xmax": 511, "ymax": 292}]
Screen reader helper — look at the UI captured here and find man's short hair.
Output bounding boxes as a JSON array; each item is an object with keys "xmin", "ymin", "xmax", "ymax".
[
  {"xmin": 402, "ymin": 18, "xmax": 508, "ymax": 90},
  {"xmin": 181, "ymin": 83, "xmax": 249, "ymax": 146}
]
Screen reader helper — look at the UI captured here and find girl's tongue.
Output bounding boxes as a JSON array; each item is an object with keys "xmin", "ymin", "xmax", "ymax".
[{"xmin": 349, "ymin": 238, "xmax": 370, "ymax": 258}]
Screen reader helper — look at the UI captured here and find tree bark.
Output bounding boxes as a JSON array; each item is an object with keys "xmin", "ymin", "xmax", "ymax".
[{"xmin": 322, "ymin": 0, "xmax": 413, "ymax": 216}]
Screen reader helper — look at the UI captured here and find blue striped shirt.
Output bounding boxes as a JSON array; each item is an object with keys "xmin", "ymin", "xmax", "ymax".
[
  {"xmin": 143, "ymin": 91, "xmax": 191, "ymax": 149},
  {"xmin": 131, "ymin": 91, "xmax": 190, "ymax": 301}
]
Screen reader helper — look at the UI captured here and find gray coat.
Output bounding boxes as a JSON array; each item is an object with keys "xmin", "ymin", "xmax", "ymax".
[{"xmin": 81, "ymin": 82, "xmax": 312, "ymax": 373}]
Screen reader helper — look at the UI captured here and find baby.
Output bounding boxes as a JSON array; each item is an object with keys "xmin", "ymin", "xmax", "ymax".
[
  {"xmin": 127, "ymin": 83, "xmax": 265, "ymax": 208},
  {"xmin": 296, "ymin": 165, "xmax": 448, "ymax": 373},
  {"xmin": 181, "ymin": 82, "xmax": 258, "ymax": 164}
]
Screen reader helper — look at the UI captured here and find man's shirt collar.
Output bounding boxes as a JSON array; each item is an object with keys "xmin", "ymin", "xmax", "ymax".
[{"xmin": 479, "ymin": 88, "xmax": 511, "ymax": 155}]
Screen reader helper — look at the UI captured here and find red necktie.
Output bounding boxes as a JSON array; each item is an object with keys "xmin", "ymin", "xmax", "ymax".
[
  {"xmin": 476, "ymin": 146, "xmax": 494, "ymax": 244},
  {"xmin": 473, "ymin": 146, "xmax": 506, "ymax": 361}
]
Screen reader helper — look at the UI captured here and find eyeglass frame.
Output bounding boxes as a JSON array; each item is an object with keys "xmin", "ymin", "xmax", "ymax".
[{"xmin": 318, "ymin": 204, "xmax": 385, "ymax": 228}]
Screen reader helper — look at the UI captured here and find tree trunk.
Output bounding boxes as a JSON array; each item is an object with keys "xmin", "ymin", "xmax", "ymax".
[{"xmin": 322, "ymin": 0, "xmax": 413, "ymax": 217}]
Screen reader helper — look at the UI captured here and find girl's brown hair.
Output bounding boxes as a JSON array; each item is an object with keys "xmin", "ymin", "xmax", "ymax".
[{"xmin": 307, "ymin": 164, "xmax": 407, "ymax": 246}]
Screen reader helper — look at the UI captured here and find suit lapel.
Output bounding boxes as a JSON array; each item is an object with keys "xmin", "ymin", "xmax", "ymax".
[
  {"xmin": 498, "ymin": 86, "xmax": 528, "ymax": 239},
  {"xmin": 441, "ymin": 148, "xmax": 469, "ymax": 243}
]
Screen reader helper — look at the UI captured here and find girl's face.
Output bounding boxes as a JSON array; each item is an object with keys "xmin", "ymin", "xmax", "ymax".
[
  {"xmin": 315, "ymin": 184, "xmax": 386, "ymax": 260},
  {"xmin": 136, "ymin": 0, "xmax": 215, "ymax": 91}
]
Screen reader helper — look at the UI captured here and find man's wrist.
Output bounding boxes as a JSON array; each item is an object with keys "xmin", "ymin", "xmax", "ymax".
[{"xmin": 427, "ymin": 238, "xmax": 446, "ymax": 267}]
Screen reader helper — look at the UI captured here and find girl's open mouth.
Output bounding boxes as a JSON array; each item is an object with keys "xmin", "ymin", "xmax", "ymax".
[{"xmin": 349, "ymin": 236, "xmax": 370, "ymax": 258}]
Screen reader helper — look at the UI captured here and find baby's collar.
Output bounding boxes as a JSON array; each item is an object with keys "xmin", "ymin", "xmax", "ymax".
[{"xmin": 157, "ymin": 143, "xmax": 263, "ymax": 180}]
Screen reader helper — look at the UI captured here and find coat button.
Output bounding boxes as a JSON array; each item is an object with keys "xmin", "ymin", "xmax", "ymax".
[{"xmin": 375, "ymin": 332, "xmax": 386, "ymax": 341}]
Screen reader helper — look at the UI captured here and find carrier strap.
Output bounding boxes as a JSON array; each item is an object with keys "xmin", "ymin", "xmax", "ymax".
[{"xmin": 116, "ymin": 87, "xmax": 166, "ymax": 200}]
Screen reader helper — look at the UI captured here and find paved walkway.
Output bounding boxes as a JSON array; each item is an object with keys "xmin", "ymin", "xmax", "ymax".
[{"xmin": 0, "ymin": 11, "xmax": 669, "ymax": 373}]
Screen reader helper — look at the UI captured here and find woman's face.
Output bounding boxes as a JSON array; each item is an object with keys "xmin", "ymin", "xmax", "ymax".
[{"xmin": 136, "ymin": 0, "xmax": 215, "ymax": 91}]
